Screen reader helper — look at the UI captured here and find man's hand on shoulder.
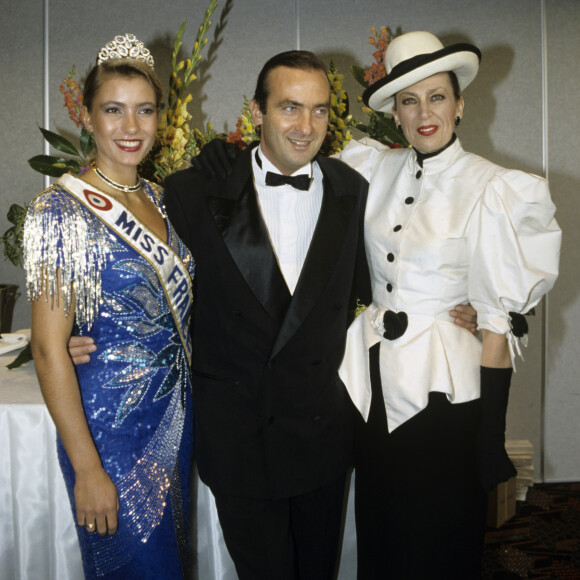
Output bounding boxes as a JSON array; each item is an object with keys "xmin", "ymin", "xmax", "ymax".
[
  {"xmin": 68, "ymin": 336, "xmax": 97, "ymax": 365},
  {"xmin": 191, "ymin": 139, "xmax": 239, "ymax": 179}
]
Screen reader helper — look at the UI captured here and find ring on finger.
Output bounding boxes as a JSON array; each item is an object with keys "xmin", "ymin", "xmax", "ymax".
[{"xmin": 87, "ymin": 522, "xmax": 95, "ymax": 531}]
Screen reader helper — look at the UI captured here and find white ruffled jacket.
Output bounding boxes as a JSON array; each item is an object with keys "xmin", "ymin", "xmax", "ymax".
[{"xmin": 338, "ymin": 137, "xmax": 561, "ymax": 432}]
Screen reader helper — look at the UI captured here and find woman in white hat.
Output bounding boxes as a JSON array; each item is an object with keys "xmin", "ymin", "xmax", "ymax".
[{"xmin": 337, "ymin": 30, "xmax": 561, "ymax": 578}]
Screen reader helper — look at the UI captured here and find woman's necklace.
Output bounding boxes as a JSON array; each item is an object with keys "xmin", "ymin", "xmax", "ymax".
[{"xmin": 94, "ymin": 166, "xmax": 142, "ymax": 193}]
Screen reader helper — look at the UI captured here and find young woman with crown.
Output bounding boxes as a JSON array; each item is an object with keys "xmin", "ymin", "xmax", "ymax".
[{"xmin": 23, "ymin": 34, "xmax": 195, "ymax": 578}]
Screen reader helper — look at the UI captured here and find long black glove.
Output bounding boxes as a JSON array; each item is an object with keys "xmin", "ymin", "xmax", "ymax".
[
  {"xmin": 478, "ymin": 366, "xmax": 517, "ymax": 492},
  {"xmin": 383, "ymin": 310, "xmax": 408, "ymax": 340},
  {"xmin": 191, "ymin": 138, "xmax": 239, "ymax": 179}
]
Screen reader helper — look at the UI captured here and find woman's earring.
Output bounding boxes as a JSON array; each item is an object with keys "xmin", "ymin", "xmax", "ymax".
[{"xmin": 455, "ymin": 116, "xmax": 461, "ymax": 127}]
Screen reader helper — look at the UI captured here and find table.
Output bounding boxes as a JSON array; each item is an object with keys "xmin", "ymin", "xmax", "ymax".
[
  {"xmin": 0, "ymin": 351, "xmax": 82, "ymax": 580},
  {"xmin": 0, "ymin": 350, "xmax": 357, "ymax": 579}
]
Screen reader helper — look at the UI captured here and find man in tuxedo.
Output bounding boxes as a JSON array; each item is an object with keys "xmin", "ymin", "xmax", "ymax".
[{"xmin": 163, "ymin": 51, "xmax": 370, "ymax": 579}]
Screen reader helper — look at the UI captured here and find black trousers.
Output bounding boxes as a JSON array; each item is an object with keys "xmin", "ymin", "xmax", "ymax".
[
  {"xmin": 213, "ymin": 474, "xmax": 348, "ymax": 580},
  {"xmin": 354, "ymin": 344, "xmax": 487, "ymax": 580}
]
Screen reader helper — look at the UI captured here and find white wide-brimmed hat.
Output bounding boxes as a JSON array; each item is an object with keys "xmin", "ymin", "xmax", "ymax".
[{"xmin": 363, "ymin": 31, "xmax": 481, "ymax": 114}]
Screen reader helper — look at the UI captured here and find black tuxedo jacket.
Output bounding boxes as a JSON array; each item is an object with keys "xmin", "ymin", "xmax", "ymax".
[{"xmin": 164, "ymin": 146, "xmax": 370, "ymax": 499}]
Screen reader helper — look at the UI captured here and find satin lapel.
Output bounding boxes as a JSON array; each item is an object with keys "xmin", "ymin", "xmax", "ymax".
[
  {"xmin": 208, "ymin": 155, "xmax": 291, "ymax": 323},
  {"xmin": 271, "ymin": 170, "xmax": 357, "ymax": 358}
]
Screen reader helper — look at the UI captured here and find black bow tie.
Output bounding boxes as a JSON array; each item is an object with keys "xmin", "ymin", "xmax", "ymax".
[{"xmin": 265, "ymin": 171, "xmax": 312, "ymax": 191}]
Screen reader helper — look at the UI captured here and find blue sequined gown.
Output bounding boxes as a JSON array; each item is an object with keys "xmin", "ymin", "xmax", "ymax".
[{"xmin": 24, "ymin": 175, "xmax": 195, "ymax": 579}]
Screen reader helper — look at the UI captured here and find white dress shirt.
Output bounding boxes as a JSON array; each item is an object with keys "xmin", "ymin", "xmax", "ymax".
[
  {"xmin": 338, "ymin": 137, "xmax": 561, "ymax": 432},
  {"xmin": 251, "ymin": 146, "xmax": 324, "ymax": 294}
]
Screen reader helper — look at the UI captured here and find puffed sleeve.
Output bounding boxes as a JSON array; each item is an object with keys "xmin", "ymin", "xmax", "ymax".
[
  {"xmin": 23, "ymin": 184, "xmax": 112, "ymax": 328},
  {"xmin": 467, "ymin": 168, "xmax": 561, "ymax": 362},
  {"xmin": 335, "ymin": 136, "xmax": 390, "ymax": 181}
]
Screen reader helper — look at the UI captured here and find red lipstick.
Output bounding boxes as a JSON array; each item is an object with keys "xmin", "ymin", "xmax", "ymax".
[{"xmin": 417, "ymin": 125, "xmax": 438, "ymax": 136}]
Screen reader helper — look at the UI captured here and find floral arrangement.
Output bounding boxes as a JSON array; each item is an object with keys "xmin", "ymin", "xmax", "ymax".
[
  {"xmin": 321, "ymin": 60, "xmax": 357, "ymax": 155},
  {"xmin": 28, "ymin": 0, "xmax": 218, "ymax": 184},
  {"xmin": 148, "ymin": 5, "xmax": 219, "ymax": 181},
  {"xmin": 2, "ymin": 19, "xmax": 405, "ymax": 269},
  {"xmin": 351, "ymin": 26, "xmax": 408, "ymax": 148},
  {"xmin": 1, "ymin": 0, "xmax": 217, "ymax": 271},
  {"xmin": 226, "ymin": 96, "xmax": 259, "ymax": 150}
]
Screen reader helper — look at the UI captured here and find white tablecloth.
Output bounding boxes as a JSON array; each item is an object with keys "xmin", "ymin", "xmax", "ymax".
[
  {"xmin": 0, "ymin": 351, "xmax": 356, "ymax": 580},
  {"xmin": 0, "ymin": 354, "xmax": 83, "ymax": 580}
]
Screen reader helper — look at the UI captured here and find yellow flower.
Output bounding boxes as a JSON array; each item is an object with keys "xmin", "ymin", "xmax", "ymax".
[
  {"xmin": 172, "ymin": 127, "xmax": 188, "ymax": 149},
  {"xmin": 354, "ymin": 300, "xmax": 368, "ymax": 318}
]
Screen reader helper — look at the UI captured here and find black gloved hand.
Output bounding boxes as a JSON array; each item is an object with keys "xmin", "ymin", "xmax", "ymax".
[
  {"xmin": 383, "ymin": 310, "xmax": 408, "ymax": 340},
  {"xmin": 478, "ymin": 366, "xmax": 517, "ymax": 492},
  {"xmin": 508, "ymin": 312, "xmax": 528, "ymax": 338},
  {"xmin": 190, "ymin": 138, "xmax": 239, "ymax": 179}
]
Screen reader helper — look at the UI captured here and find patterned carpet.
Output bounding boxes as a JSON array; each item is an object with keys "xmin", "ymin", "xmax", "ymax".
[{"xmin": 483, "ymin": 483, "xmax": 580, "ymax": 579}]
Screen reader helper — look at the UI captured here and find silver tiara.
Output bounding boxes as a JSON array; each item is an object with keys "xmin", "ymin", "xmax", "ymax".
[{"xmin": 97, "ymin": 33, "xmax": 155, "ymax": 69}]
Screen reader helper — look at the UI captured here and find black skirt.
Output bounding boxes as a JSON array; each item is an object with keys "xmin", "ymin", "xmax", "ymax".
[{"xmin": 354, "ymin": 343, "xmax": 487, "ymax": 580}]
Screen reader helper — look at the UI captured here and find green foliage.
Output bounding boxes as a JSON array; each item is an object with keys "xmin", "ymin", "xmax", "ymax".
[
  {"xmin": 80, "ymin": 128, "xmax": 96, "ymax": 157},
  {"xmin": 28, "ymin": 155, "xmax": 81, "ymax": 177},
  {"xmin": 27, "ymin": 127, "xmax": 93, "ymax": 178},
  {"xmin": 351, "ymin": 65, "xmax": 368, "ymax": 88},
  {"xmin": 0, "ymin": 203, "xmax": 27, "ymax": 267},
  {"xmin": 354, "ymin": 112, "xmax": 409, "ymax": 148},
  {"xmin": 350, "ymin": 63, "xmax": 409, "ymax": 149},
  {"xmin": 39, "ymin": 127, "xmax": 80, "ymax": 156}
]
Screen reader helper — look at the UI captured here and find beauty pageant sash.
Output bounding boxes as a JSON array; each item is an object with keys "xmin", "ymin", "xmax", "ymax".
[{"xmin": 60, "ymin": 173, "xmax": 192, "ymax": 364}]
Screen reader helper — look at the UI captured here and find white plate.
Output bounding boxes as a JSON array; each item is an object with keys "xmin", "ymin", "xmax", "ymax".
[{"xmin": 0, "ymin": 333, "xmax": 29, "ymax": 355}]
